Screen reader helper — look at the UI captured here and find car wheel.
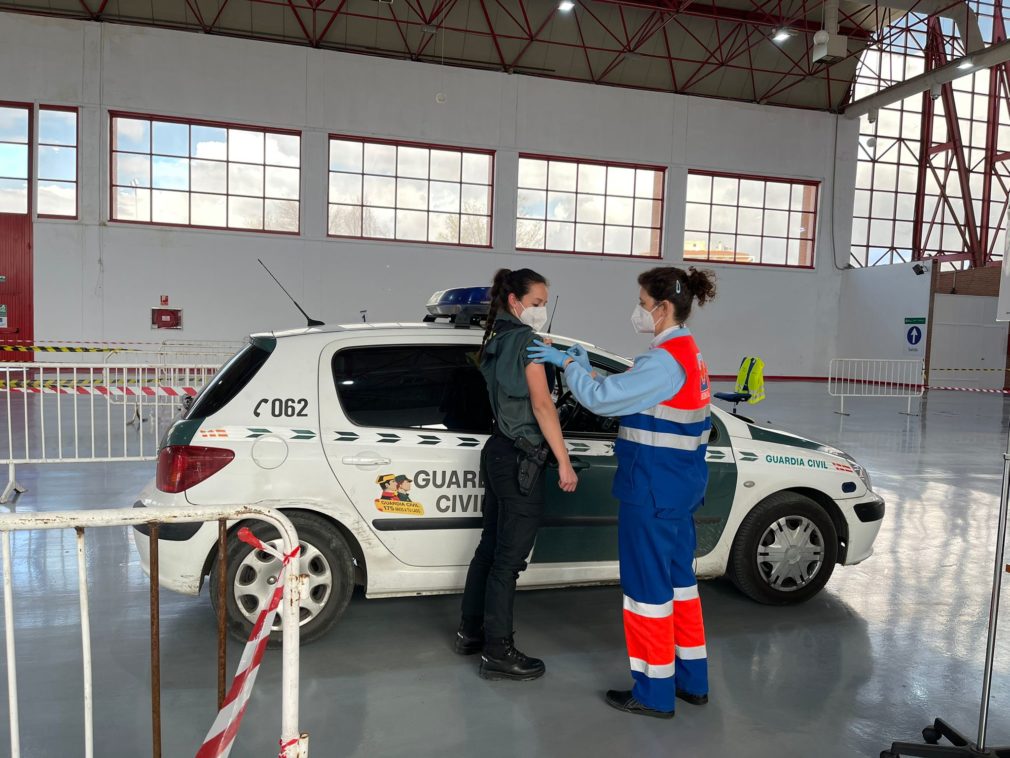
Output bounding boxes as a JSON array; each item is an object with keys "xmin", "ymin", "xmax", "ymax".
[
  {"xmin": 728, "ymin": 492, "xmax": 838, "ymax": 605},
  {"xmin": 209, "ymin": 512, "xmax": 355, "ymax": 646}
]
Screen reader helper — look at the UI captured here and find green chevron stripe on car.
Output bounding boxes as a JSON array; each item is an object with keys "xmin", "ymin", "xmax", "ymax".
[
  {"xmin": 246, "ymin": 427, "xmax": 271, "ymax": 438},
  {"xmin": 160, "ymin": 418, "xmax": 202, "ymax": 449},
  {"xmin": 739, "ymin": 451, "xmax": 759, "ymax": 462},
  {"xmin": 291, "ymin": 429, "xmax": 316, "ymax": 440}
]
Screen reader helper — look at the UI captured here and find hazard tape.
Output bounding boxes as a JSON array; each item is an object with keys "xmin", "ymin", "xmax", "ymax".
[
  {"xmin": 0, "ymin": 384, "xmax": 200, "ymax": 396},
  {"xmin": 0, "ymin": 377, "xmax": 202, "ymax": 389},
  {"xmin": 931, "ymin": 367, "xmax": 1010, "ymax": 372},
  {"xmin": 928, "ymin": 385, "xmax": 1010, "ymax": 394},
  {"xmin": 0, "ymin": 345, "xmax": 132, "ymax": 353},
  {"xmin": 197, "ymin": 529, "xmax": 300, "ymax": 758}
]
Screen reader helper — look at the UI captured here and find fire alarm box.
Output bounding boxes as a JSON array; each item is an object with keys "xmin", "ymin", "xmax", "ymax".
[{"xmin": 151, "ymin": 307, "xmax": 183, "ymax": 330}]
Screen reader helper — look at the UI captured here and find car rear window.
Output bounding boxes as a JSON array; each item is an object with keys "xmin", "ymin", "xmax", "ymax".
[
  {"xmin": 332, "ymin": 345, "xmax": 492, "ymax": 433},
  {"xmin": 184, "ymin": 341, "xmax": 273, "ymax": 420}
]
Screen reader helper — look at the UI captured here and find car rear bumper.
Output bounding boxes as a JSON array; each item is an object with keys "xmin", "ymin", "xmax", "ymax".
[{"xmin": 131, "ymin": 479, "xmax": 218, "ymax": 596}]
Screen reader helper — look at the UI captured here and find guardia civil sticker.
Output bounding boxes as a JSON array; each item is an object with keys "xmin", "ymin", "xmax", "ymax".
[{"xmin": 374, "ymin": 474, "xmax": 425, "ymax": 516}]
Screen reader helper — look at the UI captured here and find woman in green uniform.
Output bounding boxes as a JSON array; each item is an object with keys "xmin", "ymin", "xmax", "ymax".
[{"xmin": 455, "ymin": 268, "xmax": 578, "ymax": 681}]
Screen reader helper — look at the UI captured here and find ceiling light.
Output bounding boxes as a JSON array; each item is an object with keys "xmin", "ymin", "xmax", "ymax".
[
  {"xmin": 957, "ymin": 57, "xmax": 975, "ymax": 70},
  {"xmin": 772, "ymin": 28, "xmax": 793, "ymax": 43},
  {"xmin": 421, "ymin": 24, "xmax": 437, "ymax": 35},
  {"xmin": 559, "ymin": 0, "xmax": 575, "ymax": 11}
]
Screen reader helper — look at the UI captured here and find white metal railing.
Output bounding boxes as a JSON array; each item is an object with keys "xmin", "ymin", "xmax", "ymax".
[
  {"xmin": 827, "ymin": 358, "xmax": 926, "ymax": 415},
  {"xmin": 0, "ymin": 363, "xmax": 219, "ymax": 503},
  {"xmin": 0, "ymin": 505, "xmax": 307, "ymax": 758}
]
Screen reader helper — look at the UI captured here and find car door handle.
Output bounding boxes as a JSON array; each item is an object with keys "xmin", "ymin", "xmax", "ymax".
[
  {"xmin": 570, "ymin": 457, "xmax": 591, "ymax": 471},
  {"xmin": 341, "ymin": 454, "xmax": 392, "ymax": 466}
]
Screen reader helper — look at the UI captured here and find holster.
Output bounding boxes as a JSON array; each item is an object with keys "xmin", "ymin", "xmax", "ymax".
[{"xmin": 514, "ymin": 436, "xmax": 550, "ymax": 496}]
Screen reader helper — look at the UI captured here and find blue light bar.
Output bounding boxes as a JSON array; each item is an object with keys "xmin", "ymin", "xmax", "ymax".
[{"xmin": 426, "ymin": 286, "xmax": 491, "ymax": 317}]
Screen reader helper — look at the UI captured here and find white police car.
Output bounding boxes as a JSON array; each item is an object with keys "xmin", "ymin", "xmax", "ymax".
[{"xmin": 133, "ymin": 288, "xmax": 884, "ymax": 643}]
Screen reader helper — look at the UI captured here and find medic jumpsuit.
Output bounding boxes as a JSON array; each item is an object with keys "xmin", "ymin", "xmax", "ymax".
[{"xmin": 564, "ymin": 325, "xmax": 710, "ymax": 713}]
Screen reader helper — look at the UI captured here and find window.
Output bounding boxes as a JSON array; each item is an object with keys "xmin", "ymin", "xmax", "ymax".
[
  {"xmin": 328, "ymin": 136, "xmax": 493, "ymax": 246},
  {"xmin": 110, "ymin": 114, "xmax": 300, "ymax": 233},
  {"xmin": 552, "ymin": 344, "xmax": 623, "ymax": 437},
  {"xmin": 185, "ymin": 341, "xmax": 273, "ymax": 420},
  {"xmin": 38, "ymin": 107, "xmax": 78, "ymax": 218},
  {"xmin": 684, "ymin": 171, "xmax": 818, "ymax": 268},
  {"xmin": 516, "ymin": 155, "xmax": 664, "ymax": 257},
  {"xmin": 332, "ymin": 345, "xmax": 492, "ymax": 433},
  {"xmin": 0, "ymin": 104, "xmax": 30, "ymax": 214},
  {"xmin": 850, "ymin": 9, "xmax": 1010, "ymax": 270}
]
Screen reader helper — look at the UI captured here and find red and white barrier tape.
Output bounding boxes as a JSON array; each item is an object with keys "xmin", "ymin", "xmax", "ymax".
[
  {"xmin": 196, "ymin": 529, "xmax": 300, "ymax": 758},
  {"xmin": 928, "ymin": 385, "xmax": 1010, "ymax": 394},
  {"xmin": 3, "ymin": 385, "xmax": 201, "ymax": 397}
]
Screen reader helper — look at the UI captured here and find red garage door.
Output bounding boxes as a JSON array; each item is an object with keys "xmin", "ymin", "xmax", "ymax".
[{"xmin": 0, "ymin": 214, "xmax": 33, "ymax": 362}]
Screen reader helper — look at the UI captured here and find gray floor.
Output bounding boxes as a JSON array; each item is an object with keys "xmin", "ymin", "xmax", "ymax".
[{"xmin": 1, "ymin": 382, "xmax": 1009, "ymax": 757}]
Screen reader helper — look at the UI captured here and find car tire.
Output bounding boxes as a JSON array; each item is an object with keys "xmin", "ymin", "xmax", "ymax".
[
  {"xmin": 209, "ymin": 512, "xmax": 355, "ymax": 646},
  {"xmin": 728, "ymin": 492, "xmax": 838, "ymax": 605}
]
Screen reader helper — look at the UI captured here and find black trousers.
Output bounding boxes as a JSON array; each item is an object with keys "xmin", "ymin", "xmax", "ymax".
[{"xmin": 460, "ymin": 434, "xmax": 546, "ymax": 641}]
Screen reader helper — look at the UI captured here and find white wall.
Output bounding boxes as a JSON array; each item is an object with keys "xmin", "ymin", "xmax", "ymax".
[
  {"xmin": 0, "ymin": 11, "xmax": 861, "ymax": 376},
  {"xmin": 837, "ymin": 261, "xmax": 933, "ymax": 361},
  {"xmin": 929, "ymin": 295, "xmax": 1008, "ymax": 389}
]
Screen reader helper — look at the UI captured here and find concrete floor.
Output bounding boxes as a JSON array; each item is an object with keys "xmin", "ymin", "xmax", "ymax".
[{"xmin": 1, "ymin": 382, "xmax": 1009, "ymax": 757}]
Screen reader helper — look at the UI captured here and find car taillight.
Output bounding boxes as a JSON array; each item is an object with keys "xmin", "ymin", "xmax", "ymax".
[{"xmin": 157, "ymin": 445, "xmax": 235, "ymax": 493}]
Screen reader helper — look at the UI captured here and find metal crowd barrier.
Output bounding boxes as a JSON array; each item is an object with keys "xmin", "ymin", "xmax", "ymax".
[
  {"xmin": 827, "ymin": 358, "xmax": 926, "ymax": 415},
  {"xmin": 0, "ymin": 505, "xmax": 307, "ymax": 758},
  {"xmin": 0, "ymin": 363, "xmax": 219, "ymax": 503}
]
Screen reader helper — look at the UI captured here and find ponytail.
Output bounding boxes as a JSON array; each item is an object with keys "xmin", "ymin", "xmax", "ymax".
[{"xmin": 637, "ymin": 266, "xmax": 716, "ymax": 323}]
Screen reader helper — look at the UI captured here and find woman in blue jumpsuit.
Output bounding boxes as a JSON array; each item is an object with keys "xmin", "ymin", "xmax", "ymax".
[{"xmin": 529, "ymin": 266, "xmax": 717, "ymax": 719}]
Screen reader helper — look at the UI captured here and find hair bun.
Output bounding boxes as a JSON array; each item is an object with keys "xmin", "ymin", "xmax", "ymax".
[{"xmin": 686, "ymin": 267, "xmax": 716, "ymax": 305}]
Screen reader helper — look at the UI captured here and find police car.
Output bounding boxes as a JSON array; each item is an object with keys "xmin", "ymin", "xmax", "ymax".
[{"xmin": 133, "ymin": 288, "xmax": 884, "ymax": 643}]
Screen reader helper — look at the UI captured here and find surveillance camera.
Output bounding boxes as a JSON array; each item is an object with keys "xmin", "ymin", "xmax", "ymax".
[
  {"xmin": 866, "ymin": 136, "xmax": 876, "ymax": 148},
  {"xmin": 912, "ymin": 263, "xmax": 927, "ymax": 276},
  {"xmin": 868, "ymin": 109, "xmax": 878, "ymax": 124},
  {"xmin": 930, "ymin": 83, "xmax": 941, "ymax": 101}
]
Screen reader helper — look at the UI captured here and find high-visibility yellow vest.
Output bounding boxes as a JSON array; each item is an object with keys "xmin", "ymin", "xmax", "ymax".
[{"xmin": 735, "ymin": 356, "xmax": 765, "ymax": 404}]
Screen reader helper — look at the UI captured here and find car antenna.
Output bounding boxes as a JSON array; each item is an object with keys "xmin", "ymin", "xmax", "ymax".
[
  {"xmin": 258, "ymin": 259, "xmax": 325, "ymax": 328},
  {"xmin": 547, "ymin": 296, "xmax": 560, "ymax": 332}
]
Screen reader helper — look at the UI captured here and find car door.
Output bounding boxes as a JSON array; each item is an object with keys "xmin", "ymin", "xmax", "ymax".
[
  {"xmin": 694, "ymin": 409, "xmax": 737, "ymax": 557},
  {"xmin": 319, "ymin": 333, "xmax": 493, "ymax": 568},
  {"xmin": 530, "ymin": 351, "xmax": 622, "ymax": 566}
]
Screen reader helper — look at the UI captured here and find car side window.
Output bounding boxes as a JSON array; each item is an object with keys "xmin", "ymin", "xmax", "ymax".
[
  {"xmin": 332, "ymin": 345, "xmax": 493, "ymax": 434},
  {"xmin": 554, "ymin": 350, "xmax": 622, "ymax": 438}
]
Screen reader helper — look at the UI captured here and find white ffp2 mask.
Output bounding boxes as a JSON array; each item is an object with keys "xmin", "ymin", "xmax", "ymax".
[
  {"xmin": 631, "ymin": 303, "xmax": 659, "ymax": 334},
  {"xmin": 518, "ymin": 305, "xmax": 549, "ymax": 332}
]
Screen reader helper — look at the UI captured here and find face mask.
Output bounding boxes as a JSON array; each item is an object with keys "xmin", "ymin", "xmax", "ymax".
[
  {"xmin": 518, "ymin": 304, "xmax": 549, "ymax": 332},
  {"xmin": 631, "ymin": 303, "xmax": 660, "ymax": 334}
]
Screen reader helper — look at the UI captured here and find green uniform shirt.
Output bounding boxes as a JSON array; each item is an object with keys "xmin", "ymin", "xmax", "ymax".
[{"xmin": 480, "ymin": 313, "xmax": 544, "ymax": 445}]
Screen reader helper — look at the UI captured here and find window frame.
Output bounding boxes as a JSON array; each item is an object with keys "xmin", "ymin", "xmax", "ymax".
[
  {"xmin": 684, "ymin": 169, "xmax": 820, "ymax": 270},
  {"xmin": 0, "ymin": 101, "xmax": 34, "ymax": 217},
  {"xmin": 108, "ymin": 110, "xmax": 302, "ymax": 235},
  {"xmin": 326, "ymin": 133, "xmax": 495, "ymax": 249},
  {"xmin": 515, "ymin": 152, "xmax": 666, "ymax": 260},
  {"xmin": 36, "ymin": 104, "xmax": 79, "ymax": 221}
]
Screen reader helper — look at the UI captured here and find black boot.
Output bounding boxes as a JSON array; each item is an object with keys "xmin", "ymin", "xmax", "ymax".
[
  {"xmin": 479, "ymin": 637, "xmax": 545, "ymax": 681},
  {"xmin": 453, "ymin": 618, "xmax": 484, "ymax": 656},
  {"xmin": 604, "ymin": 690, "xmax": 674, "ymax": 719}
]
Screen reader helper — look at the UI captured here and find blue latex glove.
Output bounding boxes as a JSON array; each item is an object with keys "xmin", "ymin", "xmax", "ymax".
[
  {"xmin": 527, "ymin": 340, "xmax": 569, "ymax": 369},
  {"xmin": 566, "ymin": 343, "xmax": 591, "ymax": 372}
]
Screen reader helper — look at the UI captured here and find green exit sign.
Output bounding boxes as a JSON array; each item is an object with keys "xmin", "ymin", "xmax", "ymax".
[{"xmin": 904, "ymin": 317, "xmax": 926, "ymax": 324}]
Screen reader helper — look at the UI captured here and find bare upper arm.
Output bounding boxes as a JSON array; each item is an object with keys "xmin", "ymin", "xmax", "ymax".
[{"xmin": 525, "ymin": 361, "xmax": 552, "ymax": 407}]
